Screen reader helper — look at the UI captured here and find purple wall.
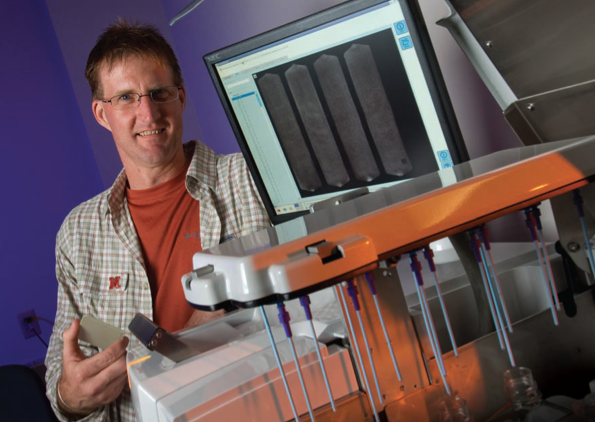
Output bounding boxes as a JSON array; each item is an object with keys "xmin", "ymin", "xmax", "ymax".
[
  {"xmin": 44, "ymin": 0, "xmax": 204, "ymax": 188},
  {"xmin": 0, "ymin": 0, "xmax": 103, "ymax": 366},
  {"xmin": 161, "ymin": 0, "xmax": 344, "ymax": 154}
]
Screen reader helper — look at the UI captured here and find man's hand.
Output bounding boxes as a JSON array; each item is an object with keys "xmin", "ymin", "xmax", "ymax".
[{"xmin": 57, "ymin": 319, "xmax": 129, "ymax": 416}]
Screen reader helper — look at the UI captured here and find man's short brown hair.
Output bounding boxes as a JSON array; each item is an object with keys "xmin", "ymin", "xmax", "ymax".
[{"xmin": 85, "ymin": 18, "xmax": 184, "ymax": 99}]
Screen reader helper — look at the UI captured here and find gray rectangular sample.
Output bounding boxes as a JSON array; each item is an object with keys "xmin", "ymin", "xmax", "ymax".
[
  {"xmin": 345, "ymin": 43, "xmax": 412, "ymax": 176},
  {"xmin": 285, "ymin": 64, "xmax": 350, "ymax": 187},
  {"xmin": 314, "ymin": 54, "xmax": 380, "ymax": 182},
  {"xmin": 257, "ymin": 73, "xmax": 322, "ymax": 192}
]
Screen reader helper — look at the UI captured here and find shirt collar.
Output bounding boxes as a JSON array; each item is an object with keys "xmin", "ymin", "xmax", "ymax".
[
  {"xmin": 104, "ymin": 140, "xmax": 217, "ymax": 217},
  {"xmin": 106, "ymin": 168, "xmax": 128, "ymax": 217},
  {"xmin": 186, "ymin": 140, "xmax": 217, "ymax": 192}
]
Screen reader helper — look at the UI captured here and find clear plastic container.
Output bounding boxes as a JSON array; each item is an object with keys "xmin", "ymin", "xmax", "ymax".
[
  {"xmin": 486, "ymin": 367, "xmax": 573, "ymax": 422},
  {"xmin": 439, "ymin": 396, "xmax": 475, "ymax": 422}
]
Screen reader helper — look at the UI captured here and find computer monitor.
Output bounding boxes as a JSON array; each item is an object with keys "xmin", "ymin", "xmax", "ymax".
[{"xmin": 204, "ymin": 0, "xmax": 468, "ymax": 225}]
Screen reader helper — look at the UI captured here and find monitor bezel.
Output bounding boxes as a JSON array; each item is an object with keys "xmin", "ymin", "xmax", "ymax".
[{"xmin": 203, "ymin": 0, "xmax": 469, "ymax": 225}]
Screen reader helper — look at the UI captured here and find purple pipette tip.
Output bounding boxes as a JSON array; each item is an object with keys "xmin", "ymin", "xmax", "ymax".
[
  {"xmin": 277, "ymin": 302, "xmax": 293, "ymax": 338},
  {"xmin": 299, "ymin": 296, "xmax": 313, "ymax": 321},
  {"xmin": 364, "ymin": 272, "xmax": 377, "ymax": 295},
  {"xmin": 469, "ymin": 234, "xmax": 482, "ymax": 263},
  {"xmin": 346, "ymin": 279, "xmax": 361, "ymax": 311},
  {"xmin": 409, "ymin": 252, "xmax": 424, "ymax": 286},
  {"xmin": 531, "ymin": 206, "xmax": 543, "ymax": 231},
  {"xmin": 479, "ymin": 225, "xmax": 492, "ymax": 251},
  {"xmin": 574, "ymin": 190, "xmax": 585, "ymax": 217},
  {"xmin": 423, "ymin": 246, "xmax": 436, "ymax": 273},
  {"xmin": 524, "ymin": 211, "xmax": 538, "ymax": 241}
]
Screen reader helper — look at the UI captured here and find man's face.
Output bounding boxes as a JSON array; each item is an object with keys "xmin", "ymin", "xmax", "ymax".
[{"xmin": 92, "ymin": 55, "xmax": 186, "ymax": 173}]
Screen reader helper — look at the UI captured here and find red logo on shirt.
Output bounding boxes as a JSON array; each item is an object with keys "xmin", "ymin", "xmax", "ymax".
[{"xmin": 109, "ymin": 276, "xmax": 121, "ymax": 290}]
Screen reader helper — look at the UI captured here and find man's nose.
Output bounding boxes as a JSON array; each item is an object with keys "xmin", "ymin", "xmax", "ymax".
[{"xmin": 137, "ymin": 94, "xmax": 161, "ymax": 119}]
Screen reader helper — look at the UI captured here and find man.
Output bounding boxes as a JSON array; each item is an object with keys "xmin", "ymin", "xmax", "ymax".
[{"xmin": 45, "ymin": 19, "xmax": 270, "ymax": 421}]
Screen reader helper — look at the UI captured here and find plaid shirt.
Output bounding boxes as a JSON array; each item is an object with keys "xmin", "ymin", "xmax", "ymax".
[{"xmin": 45, "ymin": 141, "xmax": 270, "ymax": 421}]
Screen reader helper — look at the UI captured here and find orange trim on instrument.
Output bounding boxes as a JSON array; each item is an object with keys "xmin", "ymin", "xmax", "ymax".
[
  {"xmin": 250, "ymin": 151, "xmax": 588, "ymax": 265},
  {"xmin": 126, "ymin": 355, "xmax": 151, "ymax": 388}
]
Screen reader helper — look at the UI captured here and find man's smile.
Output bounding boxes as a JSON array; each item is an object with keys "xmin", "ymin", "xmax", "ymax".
[{"xmin": 137, "ymin": 128, "xmax": 165, "ymax": 136}]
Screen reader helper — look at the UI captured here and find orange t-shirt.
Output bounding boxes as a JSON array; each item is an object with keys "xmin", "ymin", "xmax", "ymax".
[{"xmin": 126, "ymin": 161, "xmax": 201, "ymax": 332}]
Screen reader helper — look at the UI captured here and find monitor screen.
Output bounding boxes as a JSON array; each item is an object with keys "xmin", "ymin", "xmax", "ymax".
[{"xmin": 204, "ymin": 0, "xmax": 467, "ymax": 225}]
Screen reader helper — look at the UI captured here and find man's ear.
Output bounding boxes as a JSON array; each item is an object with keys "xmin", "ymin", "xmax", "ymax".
[
  {"xmin": 178, "ymin": 85, "xmax": 187, "ymax": 112},
  {"xmin": 92, "ymin": 100, "xmax": 112, "ymax": 132}
]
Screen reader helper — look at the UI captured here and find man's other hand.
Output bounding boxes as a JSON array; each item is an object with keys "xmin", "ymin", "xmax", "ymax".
[{"xmin": 57, "ymin": 319, "xmax": 129, "ymax": 416}]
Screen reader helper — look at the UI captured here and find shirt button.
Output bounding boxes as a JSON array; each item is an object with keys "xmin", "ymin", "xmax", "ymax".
[{"xmin": 143, "ymin": 283, "xmax": 149, "ymax": 290}]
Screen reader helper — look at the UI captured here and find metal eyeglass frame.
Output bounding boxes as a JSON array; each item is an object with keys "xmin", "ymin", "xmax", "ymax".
[{"xmin": 101, "ymin": 85, "xmax": 182, "ymax": 109}]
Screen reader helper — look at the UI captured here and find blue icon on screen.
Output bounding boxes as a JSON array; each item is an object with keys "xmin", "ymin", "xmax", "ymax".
[
  {"xmin": 441, "ymin": 162, "xmax": 453, "ymax": 169},
  {"xmin": 437, "ymin": 150, "xmax": 451, "ymax": 162},
  {"xmin": 399, "ymin": 36, "xmax": 413, "ymax": 50},
  {"xmin": 394, "ymin": 21, "xmax": 408, "ymax": 35}
]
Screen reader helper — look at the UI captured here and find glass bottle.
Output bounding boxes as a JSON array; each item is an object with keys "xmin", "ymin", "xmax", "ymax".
[
  {"xmin": 486, "ymin": 367, "xmax": 573, "ymax": 422},
  {"xmin": 439, "ymin": 396, "xmax": 475, "ymax": 422},
  {"xmin": 573, "ymin": 393, "xmax": 595, "ymax": 421}
]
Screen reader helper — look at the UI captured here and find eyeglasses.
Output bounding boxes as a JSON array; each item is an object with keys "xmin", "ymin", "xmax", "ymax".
[{"xmin": 102, "ymin": 85, "xmax": 182, "ymax": 109}]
